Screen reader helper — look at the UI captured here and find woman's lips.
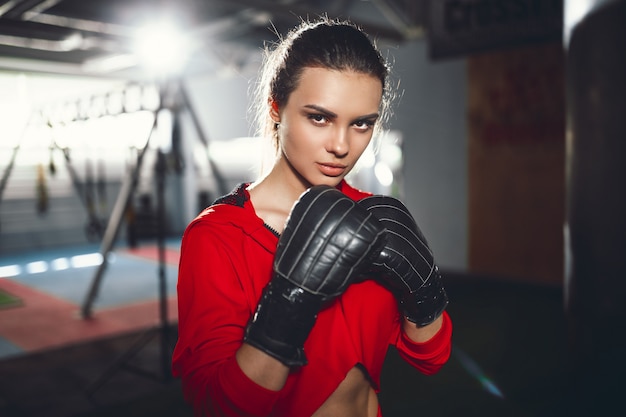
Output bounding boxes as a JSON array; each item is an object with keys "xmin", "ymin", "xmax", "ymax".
[{"xmin": 317, "ymin": 162, "xmax": 347, "ymax": 177}]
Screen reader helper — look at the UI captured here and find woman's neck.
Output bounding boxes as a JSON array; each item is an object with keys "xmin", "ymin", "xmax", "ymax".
[{"xmin": 251, "ymin": 157, "xmax": 310, "ymax": 202}]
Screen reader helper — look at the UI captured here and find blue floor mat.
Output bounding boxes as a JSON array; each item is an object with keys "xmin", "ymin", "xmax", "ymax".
[{"xmin": 0, "ymin": 241, "xmax": 180, "ymax": 309}]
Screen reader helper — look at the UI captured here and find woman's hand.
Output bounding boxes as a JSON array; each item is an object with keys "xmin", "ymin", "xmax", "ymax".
[{"xmin": 357, "ymin": 195, "xmax": 449, "ymax": 328}]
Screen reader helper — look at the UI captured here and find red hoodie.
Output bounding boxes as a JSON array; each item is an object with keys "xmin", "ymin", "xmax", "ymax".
[{"xmin": 172, "ymin": 180, "xmax": 452, "ymax": 416}]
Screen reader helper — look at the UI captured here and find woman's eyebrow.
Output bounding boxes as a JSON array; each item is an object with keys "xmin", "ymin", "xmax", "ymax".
[
  {"xmin": 355, "ymin": 113, "xmax": 380, "ymax": 121},
  {"xmin": 304, "ymin": 104, "xmax": 337, "ymax": 118},
  {"xmin": 304, "ymin": 104, "xmax": 379, "ymax": 121}
]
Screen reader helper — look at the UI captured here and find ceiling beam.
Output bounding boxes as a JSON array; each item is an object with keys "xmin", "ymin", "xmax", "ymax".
[
  {"xmin": 2, "ymin": 0, "xmax": 47, "ymax": 19},
  {"xmin": 224, "ymin": 0, "xmax": 409, "ymax": 42}
]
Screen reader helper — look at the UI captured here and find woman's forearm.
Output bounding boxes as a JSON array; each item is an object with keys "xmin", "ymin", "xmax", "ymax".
[{"xmin": 236, "ymin": 343, "xmax": 290, "ymax": 391}]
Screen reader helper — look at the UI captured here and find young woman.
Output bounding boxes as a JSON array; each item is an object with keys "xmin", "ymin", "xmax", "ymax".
[{"xmin": 172, "ymin": 17, "xmax": 452, "ymax": 417}]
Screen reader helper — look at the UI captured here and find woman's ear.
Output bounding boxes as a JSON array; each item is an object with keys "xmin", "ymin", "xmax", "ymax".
[{"xmin": 269, "ymin": 99, "xmax": 280, "ymax": 123}]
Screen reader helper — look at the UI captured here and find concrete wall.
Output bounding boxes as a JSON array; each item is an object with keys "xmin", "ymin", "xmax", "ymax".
[{"xmin": 385, "ymin": 41, "xmax": 468, "ymax": 272}]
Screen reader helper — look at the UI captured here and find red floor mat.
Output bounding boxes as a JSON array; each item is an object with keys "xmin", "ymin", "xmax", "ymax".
[{"xmin": 0, "ymin": 277, "xmax": 177, "ymax": 354}]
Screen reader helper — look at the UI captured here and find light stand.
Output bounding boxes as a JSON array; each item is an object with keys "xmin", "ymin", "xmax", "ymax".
[
  {"xmin": 83, "ymin": 150, "xmax": 173, "ymax": 403},
  {"xmin": 155, "ymin": 147, "xmax": 173, "ymax": 384},
  {"xmin": 81, "ymin": 75, "xmax": 229, "ymax": 402},
  {"xmin": 83, "ymin": 83, "xmax": 177, "ymax": 401}
]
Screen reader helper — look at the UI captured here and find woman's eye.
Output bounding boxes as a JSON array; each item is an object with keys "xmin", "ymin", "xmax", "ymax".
[
  {"xmin": 354, "ymin": 120, "xmax": 375, "ymax": 131},
  {"xmin": 308, "ymin": 114, "xmax": 327, "ymax": 124}
]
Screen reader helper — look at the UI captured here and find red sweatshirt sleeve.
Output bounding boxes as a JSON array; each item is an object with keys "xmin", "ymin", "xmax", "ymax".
[
  {"xmin": 172, "ymin": 218, "xmax": 280, "ymax": 416},
  {"xmin": 394, "ymin": 311, "xmax": 453, "ymax": 376}
]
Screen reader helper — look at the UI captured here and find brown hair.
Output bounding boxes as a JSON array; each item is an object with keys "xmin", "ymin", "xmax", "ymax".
[{"xmin": 253, "ymin": 17, "xmax": 393, "ymax": 150}]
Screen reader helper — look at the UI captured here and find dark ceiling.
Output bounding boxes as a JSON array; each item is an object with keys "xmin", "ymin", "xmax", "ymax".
[{"xmin": 0, "ymin": 0, "xmax": 426, "ymax": 79}]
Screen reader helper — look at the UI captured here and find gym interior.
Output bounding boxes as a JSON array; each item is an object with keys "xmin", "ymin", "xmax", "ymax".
[{"xmin": 0, "ymin": 1, "xmax": 624, "ymax": 416}]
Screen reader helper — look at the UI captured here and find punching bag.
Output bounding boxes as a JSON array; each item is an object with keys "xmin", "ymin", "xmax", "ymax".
[
  {"xmin": 565, "ymin": 0, "xmax": 626, "ymax": 415},
  {"xmin": 36, "ymin": 163, "xmax": 49, "ymax": 214}
]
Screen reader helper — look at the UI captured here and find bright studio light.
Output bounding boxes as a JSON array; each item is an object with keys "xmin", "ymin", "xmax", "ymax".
[{"xmin": 134, "ymin": 20, "xmax": 190, "ymax": 77}]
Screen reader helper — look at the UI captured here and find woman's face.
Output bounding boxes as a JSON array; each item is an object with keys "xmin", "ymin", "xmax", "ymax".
[{"xmin": 272, "ymin": 67, "xmax": 383, "ymax": 188}]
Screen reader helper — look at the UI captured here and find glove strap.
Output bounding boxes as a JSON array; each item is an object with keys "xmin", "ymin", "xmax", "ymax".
[
  {"xmin": 401, "ymin": 266, "xmax": 449, "ymax": 327},
  {"xmin": 244, "ymin": 277, "xmax": 324, "ymax": 367}
]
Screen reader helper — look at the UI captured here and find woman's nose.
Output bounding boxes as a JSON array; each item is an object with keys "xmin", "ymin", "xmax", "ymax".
[{"xmin": 325, "ymin": 128, "xmax": 349, "ymax": 157}]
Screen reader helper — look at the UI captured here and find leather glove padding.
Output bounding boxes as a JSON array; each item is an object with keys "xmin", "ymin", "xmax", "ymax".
[
  {"xmin": 274, "ymin": 185, "xmax": 386, "ymax": 300},
  {"xmin": 244, "ymin": 185, "xmax": 385, "ymax": 367},
  {"xmin": 244, "ymin": 277, "xmax": 323, "ymax": 367},
  {"xmin": 358, "ymin": 195, "xmax": 448, "ymax": 327}
]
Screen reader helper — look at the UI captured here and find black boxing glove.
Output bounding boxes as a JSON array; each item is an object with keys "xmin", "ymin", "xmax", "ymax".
[
  {"xmin": 244, "ymin": 185, "xmax": 385, "ymax": 367},
  {"xmin": 358, "ymin": 195, "xmax": 448, "ymax": 327}
]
